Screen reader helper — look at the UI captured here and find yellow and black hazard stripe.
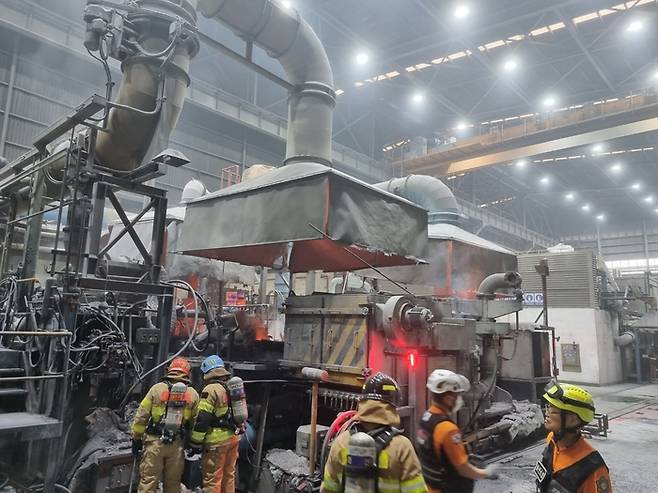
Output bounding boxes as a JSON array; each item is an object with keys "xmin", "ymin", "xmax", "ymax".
[{"xmin": 325, "ymin": 316, "xmax": 367, "ymax": 368}]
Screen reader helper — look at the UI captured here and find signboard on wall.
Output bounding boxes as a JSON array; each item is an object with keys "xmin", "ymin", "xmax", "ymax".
[
  {"xmin": 561, "ymin": 343, "xmax": 582, "ymax": 373},
  {"xmin": 225, "ymin": 290, "xmax": 247, "ymax": 306},
  {"xmin": 523, "ymin": 292, "xmax": 544, "ymax": 306}
]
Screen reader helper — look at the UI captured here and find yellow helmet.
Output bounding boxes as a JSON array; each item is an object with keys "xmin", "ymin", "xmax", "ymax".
[{"xmin": 543, "ymin": 382, "xmax": 595, "ymax": 424}]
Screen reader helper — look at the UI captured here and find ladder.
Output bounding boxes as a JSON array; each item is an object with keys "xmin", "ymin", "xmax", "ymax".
[{"xmin": 0, "ymin": 330, "xmax": 72, "ymax": 492}]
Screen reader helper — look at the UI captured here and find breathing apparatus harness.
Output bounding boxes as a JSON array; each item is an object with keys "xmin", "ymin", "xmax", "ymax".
[
  {"xmin": 146, "ymin": 379, "xmax": 192, "ymax": 443},
  {"xmin": 207, "ymin": 377, "xmax": 247, "ymax": 435},
  {"xmin": 341, "ymin": 422, "xmax": 399, "ymax": 493}
]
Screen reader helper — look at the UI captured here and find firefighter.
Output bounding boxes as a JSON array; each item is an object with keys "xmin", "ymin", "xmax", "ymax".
[
  {"xmin": 131, "ymin": 357, "xmax": 199, "ymax": 493},
  {"xmin": 535, "ymin": 382, "xmax": 612, "ymax": 493},
  {"xmin": 189, "ymin": 355, "xmax": 244, "ymax": 493},
  {"xmin": 321, "ymin": 372, "xmax": 428, "ymax": 493},
  {"xmin": 416, "ymin": 369, "xmax": 499, "ymax": 493}
]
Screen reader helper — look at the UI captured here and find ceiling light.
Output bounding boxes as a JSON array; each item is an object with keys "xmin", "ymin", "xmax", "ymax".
[
  {"xmin": 281, "ymin": 0, "xmax": 292, "ymax": 8},
  {"xmin": 591, "ymin": 143, "xmax": 604, "ymax": 154},
  {"xmin": 654, "ymin": 208, "xmax": 658, "ymax": 214},
  {"xmin": 631, "ymin": 182, "xmax": 642, "ymax": 191},
  {"xmin": 503, "ymin": 58, "xmax": 518, "ymax": 72},
  {"xmin": 454, "ymin": 4, "xmax": 470, "ymax": 20},
  {"xmin": 565, "ymin": 192, "xmax": 575, "ymax": 201},
  {"xmin": 456, "ymin": 120, "xmax": 469, "ymax": 130},
  {"xmin": 411, "ymin": 91, "xmax": 425, "ymax": 104},
  {"xmin": 644, "ymin": 195, "xmax": 654, "ymax": 204},
  {"xmin": 355, "ymin": 52, "xmax": 370, "ymax": 65},
  {"xmin": 581, "ymin": 204, "xmax": 591, "ymax": 212},
  {"xmin": 610, "ymin": 162, "xmax": 623, "ymax": 173},
  {"xmin": 515, "ymin": 159, "xmax": 527, "ymax": 168},
  {"xmin": 653, "ymin": 70, "xmax": 658, "ymax": 81},
  {"xmin": 596, "ymin": 214, "xmax": 606, "ymax": 222},
  {"xmin": 542, "ymin": 95, "xmax": 557, "ymax": 108},
  {"xmin": 539, "ymin": 176, "xmax": 550, "ymax": 185},
  {"xmin": 626, "ymin": 20, "xmax": 644, "ymax": 33}
]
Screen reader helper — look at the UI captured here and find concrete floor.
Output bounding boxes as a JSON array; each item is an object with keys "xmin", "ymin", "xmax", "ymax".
[{"xmin": 475, "ymin": 382, "xmax": 658, "ymax": 493}]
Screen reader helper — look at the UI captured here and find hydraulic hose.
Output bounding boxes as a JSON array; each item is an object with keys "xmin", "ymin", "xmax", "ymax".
[
  {"xmin": 119, "ymin": 279, "xmax": 199, "ymax": 409},
  {"xmin": 320, "ymin": 410, "xmax": 356, "ymax": 472}
]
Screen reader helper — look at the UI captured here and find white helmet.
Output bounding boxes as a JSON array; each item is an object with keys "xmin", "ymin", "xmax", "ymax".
[{"xmin": 426, "ymin": 369, "xmax": 470, "ymax": 394}]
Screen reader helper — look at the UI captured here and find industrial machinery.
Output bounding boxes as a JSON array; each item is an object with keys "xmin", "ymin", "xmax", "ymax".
[{"xmin": 0, "ymin": 0, "xmax": 547, "ymax": 491}]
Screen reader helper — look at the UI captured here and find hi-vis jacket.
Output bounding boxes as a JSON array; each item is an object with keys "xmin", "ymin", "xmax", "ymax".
[
  {"xmin": 190, "ymin": 368, "xmax": 239, "ymax": 447},
  {"xmin": 131, "ymin": 376, "xmax": 199, "ymax": 440},
  {"xmin": 321, "ymin": 400, "xmax": 428, "ymax": 493}
]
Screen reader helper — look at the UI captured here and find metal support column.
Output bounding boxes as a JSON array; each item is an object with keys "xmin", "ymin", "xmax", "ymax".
[
  {"xmin": 241, "ymin": 136, "xmax": 247, "ymax": 174},
  {"xmin": 0, "ymin": 196, "xmax": 17, "ymax": 275},
  {"xmin": 634, "ymin": 329, "xmax": 642, "ymax": 384},
  {"xmin": 596, "ymin": 222, "xmax": 602, "ymax": 258},
  {"xmin": 306, "ymin": 270, "xmax": 317, "ymax": 295},
  {"xmin": 0, "ymin": 38, "xmax": 19, "ymax": 157},
  {"xmin": 19, "ymin": 170, "xmax": 46, "ymax": 304},
  {"xmin": 258, "ymin": 267, "xmax": 268, "ymax": 304},
  {"xmin": 84, "ymin": 182, "xmax": 107, "ymax": 276},
  {"xmin": 152, "ymin": 195, "xmax": 173, "ymax": 382},
  {"xmin": 251, "ymin": 72, "xmax": 258, "ymax": 105},
  {"xmin": 642, "ymin": 219, "xmax": 651, "ymax": 293}
]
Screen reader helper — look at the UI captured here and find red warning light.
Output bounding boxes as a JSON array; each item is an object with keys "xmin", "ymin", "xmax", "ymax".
[{"xmin": 408, "ymin": 351, "xmax": 416, "ymax": 369}]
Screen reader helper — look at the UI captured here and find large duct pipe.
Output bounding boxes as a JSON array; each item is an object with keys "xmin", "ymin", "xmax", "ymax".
[
  {"xmin": 614, "ymin": 331, "xmax": 635, "ymax": 347},
  {"xmin": 85, "ymin": 0, "xmax": 199, "ymax": 171},
  {"xmin": 374, "ymin": 175, "xmax": 460, "ymax": 224},
  {"xmin": 198, "ymin": 0, "xmax": 336, "ymax": 166},
  {"xmin": 477, "ymin": 271, "xmax": 522, "ymax": 299}
]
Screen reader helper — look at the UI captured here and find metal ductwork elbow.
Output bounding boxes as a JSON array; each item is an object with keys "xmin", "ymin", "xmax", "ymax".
[
  {"xmin": 84, "ymin": 0, "xmax": 200, "ymax": 171},
  {"xmin": 477, "ymin": 271, "xmax": 522, "ymax": 299},
  {"xmin": 374, "ymin": 175, "xmax": 460, "ymax": 224},
  {"xmin": 197, "ymin": 0, "xmax": 336, "ymax": 166}
]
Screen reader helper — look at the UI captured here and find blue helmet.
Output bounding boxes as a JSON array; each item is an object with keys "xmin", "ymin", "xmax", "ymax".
[{"xmin": 201, "ymin": 355, "xmax": 225, "ymax": 374}]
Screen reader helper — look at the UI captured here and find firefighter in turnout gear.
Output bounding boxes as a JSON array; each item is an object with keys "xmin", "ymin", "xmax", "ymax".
[
  {"xmin": 131, "ymin": 357, "xmax": 199, "ymax": 493},
  {"xmin": 320, "ymin": 372, "xmax": 427, "ymax": 493},
  {"xmin": 535, "ymin": 382, "xmax": 612, "ymax": 493},
  {"xmin": 190, "ymin": 355, "xmax": 245, "ymax": 493},
  {"xmin": 416, "ymin": 369, "xmax": 499, "ymax": 493}
]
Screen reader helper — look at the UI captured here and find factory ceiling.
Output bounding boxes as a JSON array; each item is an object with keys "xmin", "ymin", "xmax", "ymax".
[
  {"xmin": 302, "ymin": 0, "xmax": 658, "ymax": 240},
  {"xmin": 16, "ymin": 0, "xmax": 658, "ymax": 242}
]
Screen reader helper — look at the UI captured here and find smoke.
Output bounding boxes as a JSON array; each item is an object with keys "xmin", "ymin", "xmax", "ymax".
[{"xmin": 168, "ymin": 253, "xmax": 258, "ymax": 285}]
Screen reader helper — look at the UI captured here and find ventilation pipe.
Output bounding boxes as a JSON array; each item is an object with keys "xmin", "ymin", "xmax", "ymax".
[
  {"xmin": 614, "ymin": 331, "xmax": 635, "ymax": 347},
  {"xmin": 84, "ymin": 0, "xmax": 200, "ymax": 171},
  {"xmin": 477, "ymin": 271, "xmax": 523, "ymax": 299},
  {"xmin": 197, "ymin": 0, "xmax": 336, "ymax": 166},
  {"xmin": 374, "ymin": 175, "xmax": 460, "ymax": 224}
]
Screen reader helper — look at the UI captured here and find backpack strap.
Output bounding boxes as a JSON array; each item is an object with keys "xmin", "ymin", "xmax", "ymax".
[
  {"xmin": 350, "ymin": 424, "xmax": 399, "ymax": 466},
  {"xmin": 554, "ymin": 450, "xmax": 607, "ymax": 492}
]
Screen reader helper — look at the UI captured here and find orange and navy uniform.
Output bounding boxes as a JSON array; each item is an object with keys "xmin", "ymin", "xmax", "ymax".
[
  {"xmin": 540, "ymin": 432, "xmax": 612, "ymax": 493},
  {"xmin": 426, "ymin": 404, "xmax": 469, "ymax": 493}
]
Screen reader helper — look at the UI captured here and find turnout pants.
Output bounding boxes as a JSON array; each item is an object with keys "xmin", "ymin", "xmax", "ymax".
[
  {"xmin": 138, "ymin": 435, "xmax": 185, "ymax": 493},
  {"xmin": 201, "ymin": 438, "xmax": 240, "ymax": 493}
]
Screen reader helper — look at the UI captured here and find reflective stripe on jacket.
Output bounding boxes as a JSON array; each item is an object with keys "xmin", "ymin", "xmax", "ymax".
[
  {"xmin": 320, "ymin": 400, "xmax": 427, "ymax": 493},
  {"xmin": 131, "ymin": 381, "xmax": 199, "ymax": 439},
  {"xmin": 190, "ymin": 381, "xmax": 236, "ymax": 446}
]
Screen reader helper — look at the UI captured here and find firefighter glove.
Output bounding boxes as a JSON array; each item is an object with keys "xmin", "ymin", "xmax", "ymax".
[
  {"xmin": 484, "ymin": 463, "xmax": 500, "ymax": 480},
  {"xmin": 131, "ymin": 438, "xmax": 143, "ymax": 456}
]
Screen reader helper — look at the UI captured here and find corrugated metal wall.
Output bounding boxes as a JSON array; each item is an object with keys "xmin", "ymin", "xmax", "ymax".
[
  {"xmin": 0, "ymin": 42, "xmax": 283, "ymax": 207},
  {"xmin": 518, "ymin": 251, "xmax": 598, "ymax": 308}
]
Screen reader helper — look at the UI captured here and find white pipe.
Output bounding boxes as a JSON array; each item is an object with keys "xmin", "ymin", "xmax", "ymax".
[
  {"xmin": 374, "ymin": 175, "xmax": 460, "ymax": 224},
  {"xmin": 198, "ymin": 0, "xmax": 336, "ymax": 165}
]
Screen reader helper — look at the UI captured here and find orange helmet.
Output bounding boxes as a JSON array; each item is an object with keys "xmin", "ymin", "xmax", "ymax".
[{"xmin": 168, "ymin": 357, "xmax": 191, "ymax": 377}]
